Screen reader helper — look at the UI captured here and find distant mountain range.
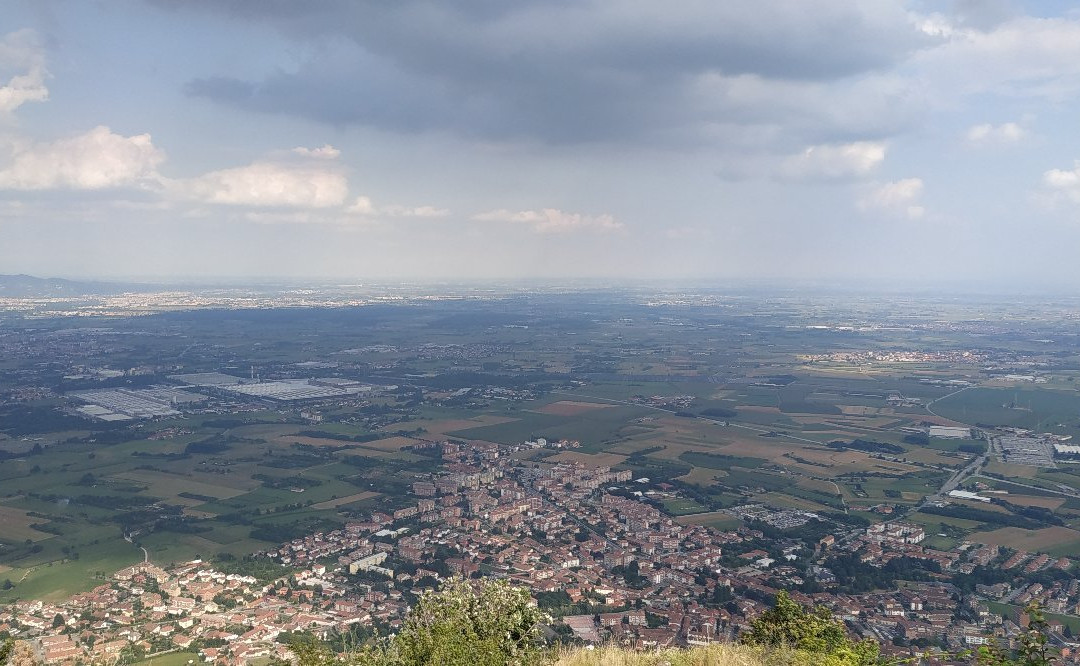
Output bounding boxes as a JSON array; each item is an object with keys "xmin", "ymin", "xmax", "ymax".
[{"xmin": 0, "ymin": 274, "xmax": 144, "ymax": 298}]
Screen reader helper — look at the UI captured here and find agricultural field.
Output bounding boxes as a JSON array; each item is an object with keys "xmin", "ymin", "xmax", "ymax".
[
  {"xmin": 6, "ymin": 292, "xmax": 1080, "ymax": 604},
  {"xmin": 0, "ymin": 504, "xmax": 54, "ymax": 542},
  {"xmin": 675, "ymin": 511, "xmax": 741, "ymax": 530},
  {"xmin": 932, "ymin": 387, "xmax": 1080, "ymax": 438},
  {"xmin": 0, "ymin": 406, "xmax": 439, "ymax": 601},
  {"xmin": 972, "ymin": 526, "xmax": 1080, "ymax": 555},
  {"xmin": 533, "ymin": 400, "xmax": 616, "ymax": 416},
  {"xmin": 133, "ymin": 652, "xmax": 201, "ymax": 666}
]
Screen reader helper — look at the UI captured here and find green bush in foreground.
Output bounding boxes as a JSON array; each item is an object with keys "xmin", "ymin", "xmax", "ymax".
[
  {"xmin": 975, "ymin": 603, "xmax": 1057, "ymax": 666},
  {"xmin": 740, "ymin": 591, "xmax": 878, "ymax": 666},
  {"xmin": 555, "ymin": 643, "xmax": 773, "ymax": 665},
  {"xmin": 289, "ymin": 578, "xmax": 547, "ymax": 666},
  {"xmin": 287, "ymin": 582, "xmax": 1059, "ymax": 666}
]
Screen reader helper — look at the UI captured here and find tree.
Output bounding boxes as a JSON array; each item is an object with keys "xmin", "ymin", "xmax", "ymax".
[
  {"xmin": 976, "ymin": 602, "xmax": 1058, "ymax": 666},
  {"xmin": 393, "ymin": 578, "xmax": 547, "ymax": 665},
  {"xmin": 741, "ymin": 590, "xmax": 878, "ymax": 666},
  {"xmin": 289, "ymin": 578, "xmax": 547, "ymax": 666},
  {"xmin": 711, "ymin": 583, "xmax": 733, "ymax": 604},
  {"xmin": 0, "ymin": 639, "xmax": 12, "ymax": 666}
]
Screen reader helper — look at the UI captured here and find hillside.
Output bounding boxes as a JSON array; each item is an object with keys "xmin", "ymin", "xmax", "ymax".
[
  {"xmin": 0, "ymin": 273, "xmax": 138, "ymax": 297},
  {"xmin": 555, "ymin": 644, "xmax": 771, "ymax": 666},
  {"xmin": 0, "ymin": 641, "xmax": 790, "ymax": 666}
]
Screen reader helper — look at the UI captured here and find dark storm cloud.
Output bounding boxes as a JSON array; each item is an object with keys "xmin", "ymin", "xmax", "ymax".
[
  {"xmin": 163, "ymin": 0, "xmax": 934, "ymax": 144},
  {"xmin": 184, "ymin": 42, "xmax": 686, "ymax": 143}
]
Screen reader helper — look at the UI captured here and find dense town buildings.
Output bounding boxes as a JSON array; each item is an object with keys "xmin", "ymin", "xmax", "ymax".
[{"xmin": 5, "ymin": 437, "xmax": 1079, "ymax": 664}]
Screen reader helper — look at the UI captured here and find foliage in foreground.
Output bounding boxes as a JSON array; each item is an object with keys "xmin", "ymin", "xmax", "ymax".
[
  {"xmin": 290, "ymin": 578, "xmax": 548, "ymax": 666},
  {"xmin": 740, "ymin": 591, "xmax": 878, "ymax": 666},
  {"xmin": 554, "ymin": 643, "xmax": 775, "ymax": 666},
  {"xmin": 283, "ymin": 584, "xmax": 1061, "ymax": 666},
  {"xmin": 975, "ymin": 603, "xmax": 1058, "ymax": 666}
]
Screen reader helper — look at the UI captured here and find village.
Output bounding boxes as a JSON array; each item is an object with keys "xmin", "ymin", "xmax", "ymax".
[{"xmin": 4, "ymin": 438, "xmax": 1080, "ymax": 664}]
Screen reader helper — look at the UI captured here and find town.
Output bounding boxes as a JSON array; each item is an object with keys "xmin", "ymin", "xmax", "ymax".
[
  {"xmin": 5, "ymin": 432, "xmax": 1080, "ymax": 665},
  {"xmin": 6, "ymin": 293, "xmax": 1080, "ymax": 666}
]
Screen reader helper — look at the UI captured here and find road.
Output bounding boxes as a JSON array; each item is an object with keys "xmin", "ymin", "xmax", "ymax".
[
  {"xmin": 565, "ymin": 499, "xmax": 623, "ymax": 551},
  {"xmin": 922, "ymin": 454, "xmax": 987, "ymax": 506},
  {"xmin": 925, "ymin": 385, "xmax": 971, "ymax": 420},
  {"xmin": 825, "ymin": 479, "xmax": 847, "ymax": 513},
  {"xmin": 921, "ymin": 391, "xmax": 1080, "ymax": 505},
  {"xmin": 920, "ymin": 385, "xmax": 986, "ymax": 505},
  {"xmin": 979, "ymin": 475, "xmax": 1080, "ymax": 501},
  {"xmin": 124, "ymin": 533, "xmax": 150, "ymax": 563}
]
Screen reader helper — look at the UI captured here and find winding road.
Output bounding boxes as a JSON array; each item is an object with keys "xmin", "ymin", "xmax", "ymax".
[
  {"xmin": 921, "ymin": 385, "xmax": 987, "ymax": 505},
  {"xmin": 925, "ymin": 385, "xmax": 972, "ymax": 420}
]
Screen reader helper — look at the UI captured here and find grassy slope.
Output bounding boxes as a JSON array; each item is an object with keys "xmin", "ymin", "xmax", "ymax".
[{"xmin": 556, "ymin": 644, "xmax": 780, "ymax": 666}]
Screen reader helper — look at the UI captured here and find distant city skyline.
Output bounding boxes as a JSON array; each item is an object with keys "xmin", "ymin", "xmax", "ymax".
[{"xmin": 4, "ymin": 1, "xmax": 1080, "ymax": 286}]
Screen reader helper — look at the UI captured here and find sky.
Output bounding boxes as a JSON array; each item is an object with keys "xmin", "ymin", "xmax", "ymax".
[{"xmin": 3, "ymin": 1, "xmax": 1080, "ymax": 287}]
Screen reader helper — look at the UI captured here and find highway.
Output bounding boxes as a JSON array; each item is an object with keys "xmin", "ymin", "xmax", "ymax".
[
  {"xmin": 976, "ymin": 475, "xmax": 1080, "ymax": 501},
  {"xmin": 919, "ymin": 385, "xmax": 987, "ymax": 505},
  {"xmin": 921, "ymin": 453, "xmax": 987, "ymax": 507}
]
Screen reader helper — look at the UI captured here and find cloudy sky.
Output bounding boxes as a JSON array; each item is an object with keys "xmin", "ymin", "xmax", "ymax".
[{"xmin": 3, "ymin": 0, "xmax": 1080, "ymax": 287}]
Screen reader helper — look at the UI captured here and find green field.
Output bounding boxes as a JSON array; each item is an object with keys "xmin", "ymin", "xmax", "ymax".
[
  {"xmin": 660, "ymin": 497, "xmax": 710, "ymax": 515},
  {"xmin": 6, "ymin": 295, "xmax": 1080, "ymax": 605},
  {"xmin": 133, "ymin": 651, "xmax": 201, "ymax": 666},
  {"xmin": 933, "ymin": 387, "xmax": 1080, "ymax": 435},
  {"xmin": 987, "ymin": 602, "xmax": 1080, "ymax": 634},
  {"xmin": 447, "ymin": 404, "xmax": 651, "ymax": 450},
  {"xmin": 0, "ymin": 407, "xmax": 433, "ymax": 601},
  {"xmin": 906, "ymin": 511, "xmax": 985, "ymax": 531}
]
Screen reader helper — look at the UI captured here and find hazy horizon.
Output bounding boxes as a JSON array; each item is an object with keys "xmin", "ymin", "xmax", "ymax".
[{"xmin": 9, "ymin": 271, "xmax": 1080, "ymax": 300}]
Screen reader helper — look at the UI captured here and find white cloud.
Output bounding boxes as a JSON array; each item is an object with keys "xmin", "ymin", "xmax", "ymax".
[
  {"xmin": 181, "ymin": 161, "xmax": 348, "ymax": 208},
  {"xmin": 778, "ymin": 141, "xmax": 886, "ymax": 181},
  {"xmin": 966, "ymin": 122, "xmax": 1025, "ymax": 145},
  {"xmin": 346, "ymin": 196, "xmax": 449, "ymax": 218},
  {"xmin": 291, "ymin": 144, "xmax": 340, "ymax": 159},
  {"xmin": 915, "ymin": 17, "xmax": 1080, "ymax": 101},
  {"xmin": 1043, "ymin": 162, "xmax": 1080, "ymax": 204},
  {"xmin": 0, "ymin": 126, "xmax": 351, "ymax": 212},
  {"xmin": 0, "ymin": 29, "xmax": 48, "ymax": 115},
  {"xmin": 859, "ymin": 178, "xmax": 925, "ymax": 219},
  {"xmin": 347, "ymin": 195, "xmax": 376, "ymax": 215},
  {"xmin": 474, "ymin": 208, "xmax": 623, "ymax": 233},
  {"xmin": 382, "ymin": 204, "xmax": 449, "ymax": 218},
  {"xmin": 0, "ymin": 125, "xmax": 164, "ymax": 190},
  {"xmin": 914, "ymin": 13, "xmax": 959, "ymax": 39}
]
